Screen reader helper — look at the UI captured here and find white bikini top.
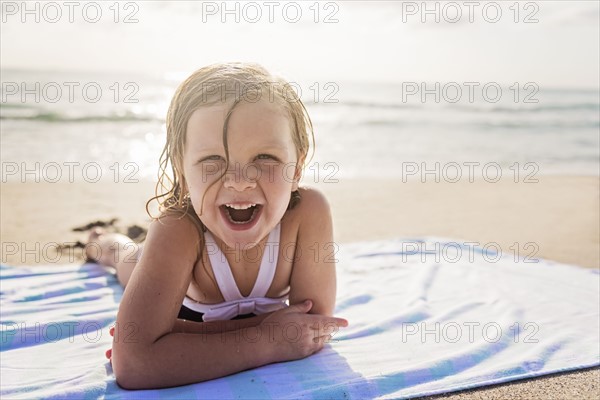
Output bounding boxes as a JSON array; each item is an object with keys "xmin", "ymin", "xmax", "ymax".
[{"xmin": 182, "ymin": 223, "xmax": 289, "ymax": 321}]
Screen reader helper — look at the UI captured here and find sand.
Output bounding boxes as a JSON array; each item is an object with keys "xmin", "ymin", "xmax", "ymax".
[{"xmin": 1, "ymin": 175, "xmax": 598, "ymax": 398}]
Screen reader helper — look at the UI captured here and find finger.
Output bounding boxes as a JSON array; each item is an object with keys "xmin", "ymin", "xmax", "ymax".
[
  {"xmin": 320, "ymin": 317, "xmax": 348, "ymax": 327},
  {"xmin": 109, "ymin": 326, "xmax": 115, "ymax": 336},
  {"xmin": 312, "ymin": 334, "xmax": 332, "ymax": 344},
  {"xmin": 333, "ymin": 318, "xmax": 349, "ymax": 327},
  {"xmin": 105, "ymin": 348, "xmax": 112, "ymax": 359},
  {"xmin": 309, "ymin": 322, "xmax": 346, "ymax": 339},
  {"xmin": 308, "ymin": 317, "xmax": 348, "ymax": 331},
  {"xmin": 290, "ymin": 300, "xmax": 312, "ymax": 313}
]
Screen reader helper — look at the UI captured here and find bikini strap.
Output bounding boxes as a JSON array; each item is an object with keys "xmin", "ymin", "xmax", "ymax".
[{"xmin": 204, "ymin": 223, "xmax": 281, "ymax": 301}]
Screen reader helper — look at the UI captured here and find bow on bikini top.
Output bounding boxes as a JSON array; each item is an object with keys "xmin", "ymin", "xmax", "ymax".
[{"xmin": 182, "ymin": 223, "xmax": 289, "ymax": 321}]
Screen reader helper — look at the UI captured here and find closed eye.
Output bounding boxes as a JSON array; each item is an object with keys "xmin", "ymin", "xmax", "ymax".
[
  {"xmin": 198, "ymin": 155, "xmax": 225, "ymax": 163},
  {"xmin": 255, "ymin": 154, "xmax": 280, "ymax": 161}
]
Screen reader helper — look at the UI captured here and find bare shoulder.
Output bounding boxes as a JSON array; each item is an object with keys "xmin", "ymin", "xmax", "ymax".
[
  {"xmin": 149, "ymin": 211, "xmax": 201, "ymax": 235},
  {"xmin": 288, "ymin": 186, "xmax": 332, "ymax": 222},
  {"xmin": 129, "ymin": 211, "xmax": 203, "ymax": 295},
  {"xmin": 144, "ymin": 212, "xmax": 203, "ymax": 263}
]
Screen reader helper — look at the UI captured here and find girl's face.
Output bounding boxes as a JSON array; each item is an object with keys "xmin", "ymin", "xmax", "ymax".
[{"xmin": 183, "ymin": 99, "xmax": 300, "ymax": 249}]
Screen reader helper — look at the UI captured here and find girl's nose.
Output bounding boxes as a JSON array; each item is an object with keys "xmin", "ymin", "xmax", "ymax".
[{"xmin": 223, "ymin": 163, "xmax": 257, "ymax": 191}]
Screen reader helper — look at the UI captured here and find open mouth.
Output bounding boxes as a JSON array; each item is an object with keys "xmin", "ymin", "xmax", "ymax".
[{"xmin": 220, "ymin": 203, "xmax": 261, "ymax": 225}]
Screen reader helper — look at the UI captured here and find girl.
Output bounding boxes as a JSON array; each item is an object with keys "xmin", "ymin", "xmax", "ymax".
[{"xmin": 86, "ymin": 63, "xmax": 349, "ymax": 389}]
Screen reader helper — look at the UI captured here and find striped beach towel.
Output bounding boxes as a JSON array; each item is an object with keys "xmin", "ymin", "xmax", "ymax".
[{"xmin": 1, "ymin": 237, "xmax": 598, "ymax": 399}]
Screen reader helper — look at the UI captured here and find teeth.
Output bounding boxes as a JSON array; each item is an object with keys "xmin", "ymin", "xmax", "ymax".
[
  {"xmin": 225, "ymin": 205, "xmax": 259, "ymax": 224},
  {"xmin": 224, "ymin": 203, "xmax": 256, "ymax": 210}
]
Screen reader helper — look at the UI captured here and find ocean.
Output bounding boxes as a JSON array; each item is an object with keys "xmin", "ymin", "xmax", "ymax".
[{"xmin": 1, "ymin": 69, "xmax": 598, "ymax": 183}]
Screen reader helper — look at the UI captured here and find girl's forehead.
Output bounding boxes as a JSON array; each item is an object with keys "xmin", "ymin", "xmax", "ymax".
[
  {"xmin": 186, "ymin": 100, "xmax": 293, "ymax": 148},
  {"xmin": 187, "ymin": 103, "xmax": 229, "ymax": 132}
]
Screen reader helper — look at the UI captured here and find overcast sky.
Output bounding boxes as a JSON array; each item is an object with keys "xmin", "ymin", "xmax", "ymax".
[{"xmin": 1, "ymin": 1, "xmax": 599, "ymax": 88}]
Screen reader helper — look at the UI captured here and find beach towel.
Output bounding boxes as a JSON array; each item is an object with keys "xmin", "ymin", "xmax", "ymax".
[{"xmin": 1, "ymin": 237, "xmax": 599, "ymax": 399}]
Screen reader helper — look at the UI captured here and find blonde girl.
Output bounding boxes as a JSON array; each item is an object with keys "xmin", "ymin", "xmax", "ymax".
[{"xmin": 88, "ymin": 63, "xmax": 348, "ymax": 389}]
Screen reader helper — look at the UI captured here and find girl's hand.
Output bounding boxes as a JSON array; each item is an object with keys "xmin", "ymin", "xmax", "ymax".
[
  {"xmin": 259, "ymin": 299, "xmax": 349, "ymax": 363},
  {"xmin": 104, "ymin": 301, "xmax": 349, "ymax": 363}
]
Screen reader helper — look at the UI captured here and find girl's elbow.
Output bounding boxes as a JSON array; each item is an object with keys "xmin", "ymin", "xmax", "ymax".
[
  {"xmin": 115, "ymin": 371, "xmax": 141, "ymax": 390},
  {"xmin": 114, "ymin": 362, "xmax": 152, "ymax": 390},
  {"xmin": 112, "ymin": 347, "xmax": 153, "ymax": 390}
]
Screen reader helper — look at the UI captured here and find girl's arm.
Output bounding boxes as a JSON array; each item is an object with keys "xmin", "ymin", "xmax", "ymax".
[
  {"xmin": 172, "ymin": 312, "xmax": 272, "ymax": 334},
  {"xmin": 287, "ymin": 188, "xmax": 338, "ymax": 317},
  {"xmin": 112, "ymin": 216, "xmax": 272, "ymax": 388},
  {"xmin": 111, "ymin": 215, "xmax": 344, "ymax": 389}
]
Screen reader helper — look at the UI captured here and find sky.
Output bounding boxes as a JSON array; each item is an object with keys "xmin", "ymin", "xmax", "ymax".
[{"xmin": 1, "ymin": 1, "xmax": 599, "ymax": 88}]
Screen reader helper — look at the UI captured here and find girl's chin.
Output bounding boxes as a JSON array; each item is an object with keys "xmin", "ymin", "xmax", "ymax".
[{"xmin": 212, "ymin": 211, "xmax": 270, "ymax": 249}]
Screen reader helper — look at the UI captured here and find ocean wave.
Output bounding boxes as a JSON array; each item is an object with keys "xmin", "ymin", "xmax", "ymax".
[
  {"xmin": 355, "ymin": 118, "xmax": 599, "ymax": 130},
  {"xmin": 447, "ymin": 103, "xmax": 599, "ymax": 113},
  {"xmin": 309, "ymin": 100, "xmax": 599, "ymax": 114},
  {"xmin": 306, "ymin": 100, "xmax": 421, "ymax": 109},
  {"xmin": 474, "ymin": 120, "xmax": 600, "ymax": 130},
  {"xmin": 0, "ymin": 103, "xmax": 35, "ymax": 109},
  {"xmin": 0, "ymin": 111, "xmax": 162, "ymax": 123}
]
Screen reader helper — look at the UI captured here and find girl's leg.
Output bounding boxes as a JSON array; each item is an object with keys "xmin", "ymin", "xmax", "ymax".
[{"xmin": 85, "ymin": 228, "xmax": 142, "ymax": 288}]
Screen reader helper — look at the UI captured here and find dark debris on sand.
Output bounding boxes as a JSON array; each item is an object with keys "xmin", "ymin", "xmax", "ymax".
[
  {"xmin": 57, "ymin": 218, "xmax": 147, "ymax": 254},
  {"xmin": 71, "ymin": 218, "xmax": 119, "ymax": 232}
]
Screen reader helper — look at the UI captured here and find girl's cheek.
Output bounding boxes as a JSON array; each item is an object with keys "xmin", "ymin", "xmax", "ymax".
[
  {"xmin": 258, "ymin": 163, "xmax": 290, "ymax": 185},
  {"xmin": 253, "ymin": 162, "xmax": 274, "ymax": 183},
  {"xmin": 199, "ymin": 164, "xmax": 224, "ymax": 185}
]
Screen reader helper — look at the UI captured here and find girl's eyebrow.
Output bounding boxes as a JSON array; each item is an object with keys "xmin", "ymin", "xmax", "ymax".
[
  {"xmin": 194, "ymin": 147, "xmax": 224, "ymax": 153},
  {"xmin": 190, "ymin": 144, "xmax": 225, "ymax": 154},
  {"xmin": 257, "ymin": 144, "xmax": 288, "ymax": 151},
  {"xmin": 255, "ymin": 139, "xmax": 292, "ymax": 148}
]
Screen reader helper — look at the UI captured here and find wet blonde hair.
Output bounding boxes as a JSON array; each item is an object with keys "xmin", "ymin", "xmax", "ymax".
[{"xmin": 146, "ymin": 62, "xmax": 314, "ymax": 226}]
